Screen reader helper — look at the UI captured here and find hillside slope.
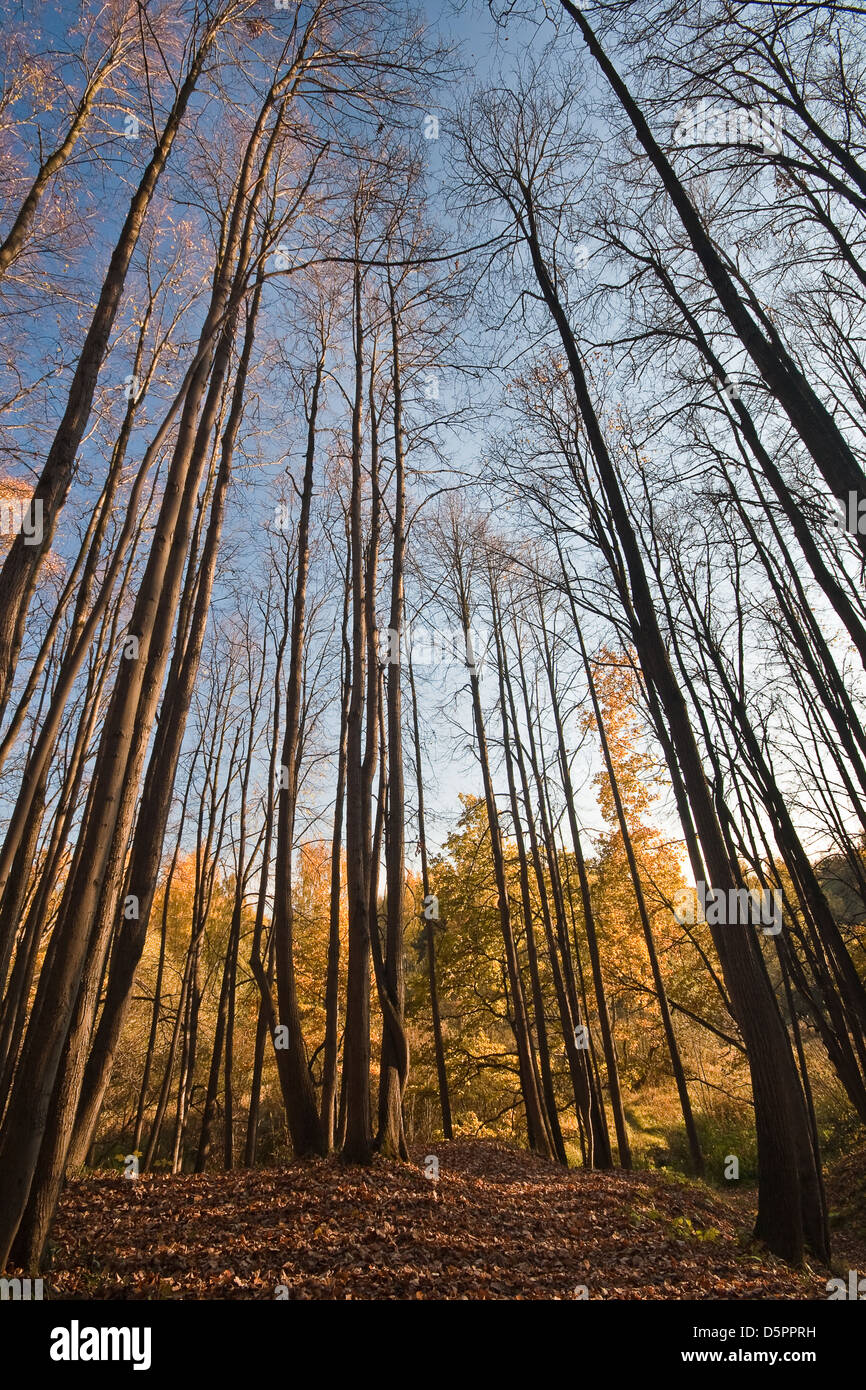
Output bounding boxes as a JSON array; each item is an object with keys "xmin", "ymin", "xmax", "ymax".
[{"xmin": 34, "ymin": 1140, "xmax": 861, "ymax": 1300}]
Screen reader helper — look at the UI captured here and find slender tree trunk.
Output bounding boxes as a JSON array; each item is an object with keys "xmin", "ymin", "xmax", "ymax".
[
  {"xmin": 322, "ymin": 542, "xmax": 351, "ymax": 1148},
  {"xmin": 268, "ymin": 335, "xmax": 328, "ymax": 1157},
  {"xmin": 342, "ymin": 236, "xmax": 373, "ymax": 1165},
  {"xmin": 490, "ymin": 588, "xmax": 566, "ymax": 1161},
  {"xmin": 377, "ymin": 276, "xmax": 410, "ymax": 1159},
  {"xmin": 407, "ymin": 650, "xmax": 452, "ymax": 1139}
]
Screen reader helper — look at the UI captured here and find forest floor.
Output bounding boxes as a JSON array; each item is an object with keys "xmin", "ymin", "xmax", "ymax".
[{"xmin": 41, "ymin": 1138, "xmax": 865, "ymax": 1300}]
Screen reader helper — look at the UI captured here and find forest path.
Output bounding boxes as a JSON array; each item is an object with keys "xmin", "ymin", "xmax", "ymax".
[{"xmin": 42, "ymin": 1138, "xmax": 854, "ymax": 1299}]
